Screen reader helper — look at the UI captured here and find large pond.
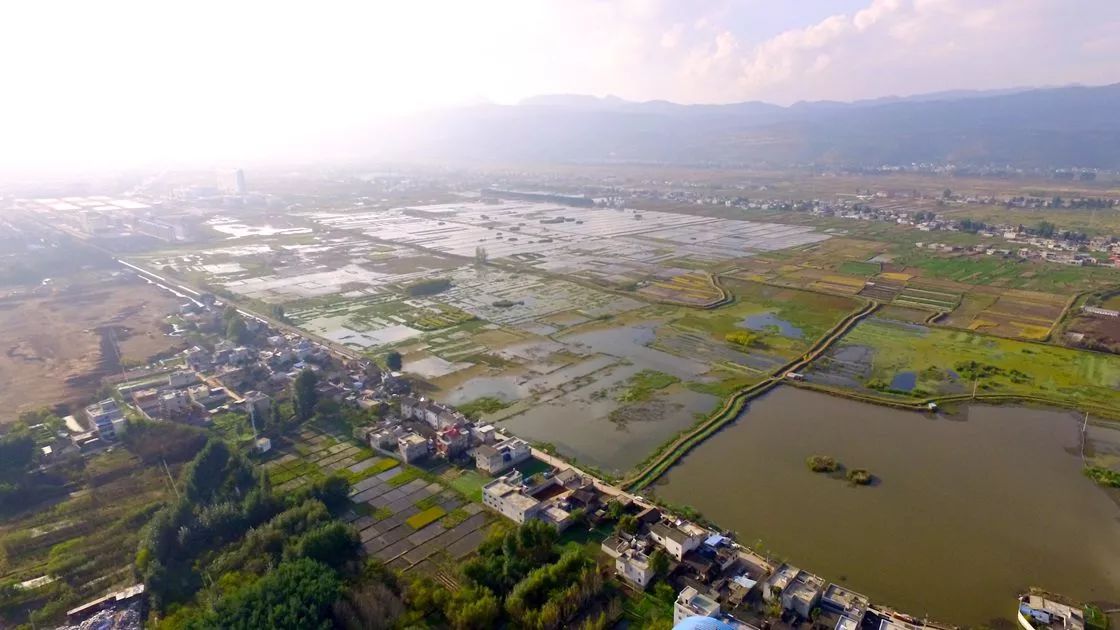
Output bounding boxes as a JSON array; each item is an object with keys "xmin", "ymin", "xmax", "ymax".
[
  {"xmin": 653, "ymin": 387, "xmax": 1120, "ymax": 624},
  {"xmin": 499, "ymin": 360, "xmax": 719, "ymax": 474}
]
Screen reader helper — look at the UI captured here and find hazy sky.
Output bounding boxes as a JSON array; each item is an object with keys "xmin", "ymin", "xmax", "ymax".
[{"xmin": 2, "ymin": 0, "xmax": 1118, "ymax": 170}]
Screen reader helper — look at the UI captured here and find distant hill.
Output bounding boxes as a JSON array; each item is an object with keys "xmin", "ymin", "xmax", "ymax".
[{"xmin": 375, "ymin": 84, "xmax": 1120, "ymax": 169}]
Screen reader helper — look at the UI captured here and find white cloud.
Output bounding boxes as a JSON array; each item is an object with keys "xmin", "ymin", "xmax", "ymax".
[
  {"xmin": 661, "ymin": 23, "xmax": 685, "ymax": 48},
  {"xmin": 0, "ymin": 0, "xmax": 1117, "ymax": 169},
  {"xmin": 722, "ymin": 0, "xmax": 1120, "ymax": 103}
]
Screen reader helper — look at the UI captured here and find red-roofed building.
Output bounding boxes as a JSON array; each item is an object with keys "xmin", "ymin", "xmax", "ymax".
[{"xmin": 436, "ymin": 425, "xmax": 468, "ymax": 458}]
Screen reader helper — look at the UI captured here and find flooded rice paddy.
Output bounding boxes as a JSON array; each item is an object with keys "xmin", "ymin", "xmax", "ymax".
[
  {"xmin": 739, "ymin": 311, "xmax": 804, "ymax": 339},
  {"xmin": 654, "ymin": 387, "xmax": 1120, "ymax": 624}
]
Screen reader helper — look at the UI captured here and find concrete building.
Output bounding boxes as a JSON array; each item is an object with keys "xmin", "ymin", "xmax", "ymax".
[
  {"xmin": 648, "ymin": 520, "xmax": 708, "ymax": 561},
  {"xmin": 168, "ymin": 370, "xmax": 197, "ymax": 388},
  {"xmin": 821, "ymin": 583, "xmax": 869, "ymax": 629},
  {"xmin": 474, "ymin": 435, "xmax": 531, "ymax": 474},
  {"xmin": 782, "ymin": 570, "xmax": 825, "ymax": 619},
  {"xmin": 436, "ymin": 425, "xmax": 469, "ymax": 458},
  {"xmin": 189, "ymin": 384, "xmax": 227, "ymax": 408},
  {"xmin": 84, "ymin": 399, "xmax": 123, "ymax": 440},
  {"xmin": 1017, "ymin": 594, "xmax": 1086, "ymax": 630},
  {"xmin": 601, "ymin": 534, "xmax": 656, "ymax": 590},
  {"xmin": 763, "ymin": 563, "xmax": 799, "ymax": 603},
  {"xmin": 674, "ymin": 586, "xmax": 721, "ymax": 624},
  {"xmin": 369, "ymin": 424, "xmax": 408, "ymax": 450},
  {"xmin": 131, "ymin": 388, "xmax": 161, "ymax": 417},
  {"xmin": 185, "ymin": 346, "xmax": 211, "ymax": 371},
  {"xmin": 241, "ymin": 390, "xmax": 271, "ymax": 419},
  {"xmin": 482, "ymin": 470, "xmax": 543, "ymax": 524},
  {"xmin": 470, "ymin": 424, "xmax": 496, "ymax": 445},
  {"xmin": 397, "ymin": 432, "xmax": 429, "ymax": 463},
  {"xmin": 159, "ymin": 390, "xmax": 191, "ymax": 417}
]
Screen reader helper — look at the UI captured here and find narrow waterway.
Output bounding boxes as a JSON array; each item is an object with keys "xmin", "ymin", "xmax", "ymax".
[{"xmin": 654, "ymin": 386, "xmax": 1120, "ymax": 624}]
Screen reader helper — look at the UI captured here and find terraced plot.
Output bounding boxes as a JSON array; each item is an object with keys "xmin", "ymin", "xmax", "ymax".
[
  {"xmin": 638, "ymin": 270, "xmax": 724, "ymax": 306},
  {"xmin": 345, "ymin": 469, "xmax": 494, "ymax": 573},
  {"xmin": 261, "ymin": 426, "xmax": 391, "ymax": 493},
  {"xmin": 891, "ymin": 286, "xmax": 961, "ymax": 312},
  {"xmin": 857, "ymin": 276, "xmax": 905, "ymax": 301},
  {"xmin": 967, "ymin": 289, "xmax": 1066, "ymax": 340}
]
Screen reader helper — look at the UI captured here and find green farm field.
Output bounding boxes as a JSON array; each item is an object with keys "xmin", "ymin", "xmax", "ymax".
[
  {"xmin": 838, "ymin": 260, "xmax": 882, "ymax": 276},
  {"xmin": 833, "ymin": 318, "xmax": 1120, "ymax": 409},
  {"xmin": 670, "ymin": 279, "xmax": 861, "ymax": 359},
  {"xmin": 894, "ymin": 252, "xmax": 1120, "ymax": 293}
]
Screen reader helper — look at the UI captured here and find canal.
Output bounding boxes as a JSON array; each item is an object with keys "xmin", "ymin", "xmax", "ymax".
[{"xmin": 653, "ymin": 386, "xmax": 1120, "ymax": 624}]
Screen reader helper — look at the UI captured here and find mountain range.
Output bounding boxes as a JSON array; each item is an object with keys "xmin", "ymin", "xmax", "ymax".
[{"xmin": 374, "ymin": 84, "xmax": 1120, "ymax": 169}]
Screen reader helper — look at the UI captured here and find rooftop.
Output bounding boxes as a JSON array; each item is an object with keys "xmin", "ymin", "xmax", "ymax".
[
  {"xmin": 400, "ymin": 433, "xmax": 427, "ymax": 447},
  {"xmin": 768, "ymin": 563, "xmax": 800, "ymax": 591},
  {"xmin": 651, "ymin": 520, "xmax": 706, "ymax": 544},
  {"xmin": 823, "ymin": 583, "xmax": 870, "ymax": 614},
  {"xmin": 678, "ymin": 586, "xmax": 720, "ymax": 617},
  {"xmin": 786, "ymin": 571, "xmax": 825, "ymax": 606}
]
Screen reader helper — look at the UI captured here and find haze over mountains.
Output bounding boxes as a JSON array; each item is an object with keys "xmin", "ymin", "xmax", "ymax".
[{"xmin": 378, "ymin": 83, "xmax": 1120, "ymax": 169}]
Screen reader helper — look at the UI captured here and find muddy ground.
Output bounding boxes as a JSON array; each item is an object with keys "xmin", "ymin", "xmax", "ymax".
[{"xmin": 0, "ymin": 274, "xmax": 182, "ymax": 422}]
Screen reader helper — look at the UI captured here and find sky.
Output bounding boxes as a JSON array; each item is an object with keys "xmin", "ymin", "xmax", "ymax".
[{"xmin": 1, "ymin": 0, "xmax": 1119, "ymax": 171}]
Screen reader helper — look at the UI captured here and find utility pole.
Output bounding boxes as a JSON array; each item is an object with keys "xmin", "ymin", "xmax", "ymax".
[
  {"xmin": 1081, "ymin": 412, "xmax": 1089, "ymax": 462},
  {"xmin": 161, "ymin": 457, "xmax": 180, "ymax": 501}
]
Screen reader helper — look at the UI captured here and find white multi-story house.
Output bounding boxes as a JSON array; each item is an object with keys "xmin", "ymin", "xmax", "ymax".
[
  {"xmin": 474, "ymin": 436, "xmax": 531, "ymax": 475},
  {"xmin": 648, "ymin": 520, "xmax": 708, "ymax": 561}
]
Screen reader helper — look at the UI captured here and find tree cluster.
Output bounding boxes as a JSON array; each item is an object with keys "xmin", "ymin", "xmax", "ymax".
[
  {"xmin": 136, "ymin": 439, "xmax": 359, "ymax": 621},
  {"xmin": 398, "ymin": 520, "xmax": 609, "ymax": 630}
]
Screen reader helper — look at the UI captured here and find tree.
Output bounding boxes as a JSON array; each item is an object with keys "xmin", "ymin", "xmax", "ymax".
[
  {"xmin": 291, "ymin": 474, "xmax": 351, "ymax": 513},
  {"xmin": 942, "ymin": 188, "xmax": 952, "ymax": 199},
  {"xmin": 385, "ymin": 351, "xmax": 402, "ymax": 372},
  {"xmin": 181, "ymin": 440, "xmax": 233, "ymax": 503},
  {"xmin": 605, "ymin": 500, "xmax": 625, "ymax": 521},
  {"xmin": 184, "ymin": 558, "xmax": 341, "ymax": 630},
  {"xmin": 285, "ymin": 522, "xmax": 359, "ymax": 569},
  {"xmin": 651, "ymin": 581, "xmax": 675, "ymax": 604},
  {"xmin": 648, "ymin": 548, "xmax": 669, "ymax": 576},
  {"xmin": 475, "ymin": 246, "xmax": 489, "ymax": 266},
  {"xmin": 222, "ymin": 305, "xmax": 254, "ymax": 344},
  {"xmin": 1036, "ymin": 220, "xmax": 1057, "ymax": 238},
  {"xmin": 568, "ymin": 507, "xmax": 587, "ymax": 527},
  {"xmin": 314, "ymin": 397, "xmax": 342, "ymax": 424},
  {"xmin": 0, "ymin": 429, "xmax": 36, "ymax": 483},
  {"xmin": 269, "ymin": 404, "xmax": 285, "ymax": 432},
  {"xmin": 615, "ymin": 514, "xmax": 639, "ymax": 535},
  {"xmin": 725, "ymin": 331, "xmax": 759, "ymax": 347},
  {"xmin": 445, "ymin": 585, "xmax": 500, "ymax": 630},
  {"xmin": 292, "ymin": 369, "xmax": 319, "ymax": 421}
]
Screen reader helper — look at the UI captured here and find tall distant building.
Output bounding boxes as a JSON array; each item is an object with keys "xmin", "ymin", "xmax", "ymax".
[{"xmin": 234, "ymin": 169, "xmax": 247, "ymax": 194}]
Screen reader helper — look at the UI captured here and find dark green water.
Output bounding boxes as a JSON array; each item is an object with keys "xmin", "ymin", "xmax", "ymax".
[{"xmin": 654, "ymin": 387, "xmax": 1120, "ymax": 624}]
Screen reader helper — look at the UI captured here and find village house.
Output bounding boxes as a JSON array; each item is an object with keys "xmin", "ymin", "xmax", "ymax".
[
  {"xmin": 474, "ymin": 435, "xmax": 532, "ymax": 474},
  {"xmin": 397, "ymin": 432, "xmax": 429, "ymax": 463},
  {"xmin": 673, "ymin": 586, "xmax": 720, "ymax": 624},
  {"xmin": 481, "ymin": 468, "xmax": 579, "ymax": 531},
  {"xmin": 435, "ymin": 425, "xmax": 469, "ymax": 458},
  {"xmin": 648, "ymin": 519, "xmax": 708, "ymax": 561},
  {"xmin": 482, "ymin": 470, "xmax": 543, "ymax": 524},
  {"xmin": 821, "ymin": 583, "xmax": 869, "ymax": 630},
  {"xmin": 84, "ymin": 399, "xmax": 123, "ymax": 440},
  {"xmin": 240, "ymin": 390, "xmax": 271, "ymax": 419},
  {"xmin": 159, "ymin": 390, "xmax": 192, "ymax": 417},
  {"xmin": 785, "ymin": 570, "xmax": 825, "ymax": 618},
  {"xmin": 130, "ymin": 388, "xmax": 161, "ymax": 417},
  {"xmin": 167, "ymin": 370, "xmax": 197, "ymax": 388},
  {"xmin": 601, "ymin": 533, "xmax": 656, "ymax": 589}
]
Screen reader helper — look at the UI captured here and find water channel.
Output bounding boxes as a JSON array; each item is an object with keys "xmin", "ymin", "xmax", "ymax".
[{"xmin": 654, "ymin": 386, "xmax": 1120, "ymax": 624}]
